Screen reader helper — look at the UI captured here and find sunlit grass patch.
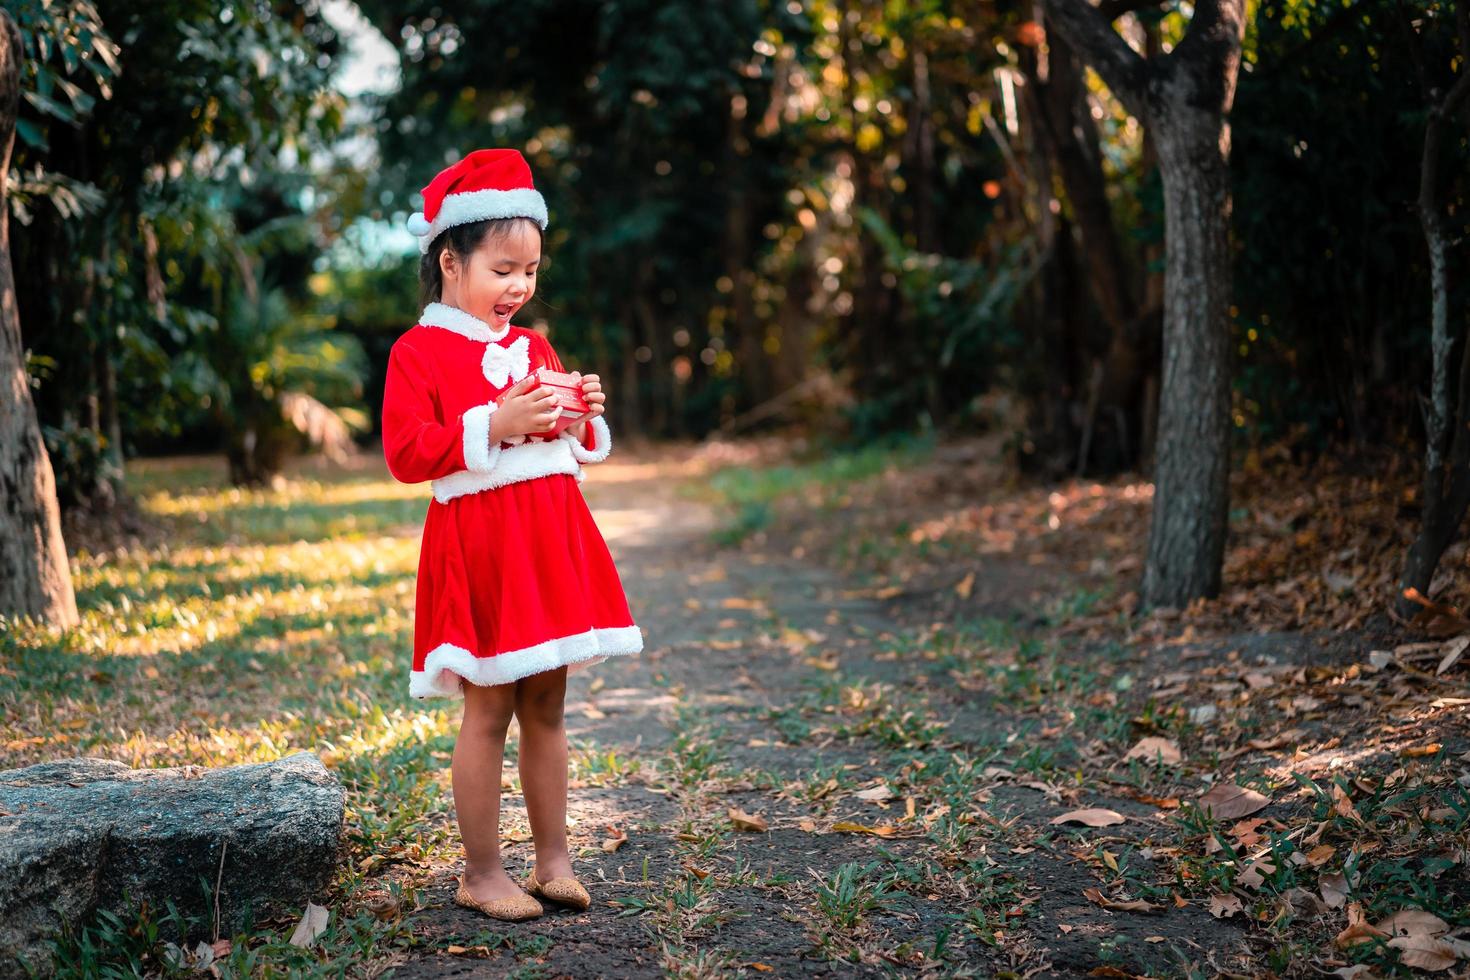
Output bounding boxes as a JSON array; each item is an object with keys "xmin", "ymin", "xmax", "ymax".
[
  {"xmin": 0, "ymin": 452, "xmax": 486, "ymax": 974},
  {"xmin": 704, "ymin": 437, "xmax": 935, "ymax": 545}
]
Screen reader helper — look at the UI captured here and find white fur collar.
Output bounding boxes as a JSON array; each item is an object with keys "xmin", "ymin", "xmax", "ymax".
[{"xmin": 418, "ymin": 302, "xmax": 511, "ymax": 343}]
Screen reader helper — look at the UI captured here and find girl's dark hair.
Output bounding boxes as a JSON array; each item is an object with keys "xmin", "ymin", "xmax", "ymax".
[{"xmin": 418, "ymin": 216, "xmax": 544, "ymax": 308}]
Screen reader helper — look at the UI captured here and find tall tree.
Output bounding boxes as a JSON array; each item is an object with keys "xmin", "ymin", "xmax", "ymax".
[
  {"xmin": 0, "ymin": 10, "xmax": 78, "ymax": 627},
  {"xmin": 1396, "ymin": 0, "xmax": 1470, "ymax": 616},
  {"xmin": 1043, "ymin": 0, "xmax": 1245, "ymax": 607}
]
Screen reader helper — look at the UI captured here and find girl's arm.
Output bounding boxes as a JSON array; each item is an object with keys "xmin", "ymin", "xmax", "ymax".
[
  {"xmin": 381, "ymin": 341, "xmax": 498, "ymax": 483},
  {"xmin": 540, "ymin": 337, "xmax": 611, "ymax": 462}
]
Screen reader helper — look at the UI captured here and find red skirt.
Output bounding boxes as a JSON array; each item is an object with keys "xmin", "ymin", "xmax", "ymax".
[{"xmin": 409, "ymin": 473, "xmax": 641, "ymax": 698}]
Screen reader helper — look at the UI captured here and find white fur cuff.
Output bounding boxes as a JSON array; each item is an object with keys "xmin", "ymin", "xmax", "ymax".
[
  {"xmin": 565, "ymin": 415, "xmax": 611, "ymax": 463},
  {"xmin": 461, "ymin": 403, "xmax": 501, "ymax": 472}
]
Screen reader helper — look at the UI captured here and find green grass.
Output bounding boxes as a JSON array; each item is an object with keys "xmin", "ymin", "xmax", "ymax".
[
  {"xmin": 702, "ymin": 437, "xmax": 934, "ymax": 545},
  {"xmin": 0, "ymin": 455, "xmax": 463, "ymax": 975}
]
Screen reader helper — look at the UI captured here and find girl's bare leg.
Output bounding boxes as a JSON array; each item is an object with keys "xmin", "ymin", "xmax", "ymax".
[
  {"xmin": 514, "ymin": 666, "xmax": 575, "ymax": 880},
  {"xmin": 453, "ymin": 678, "xmax": 524, "ymax": 900}
]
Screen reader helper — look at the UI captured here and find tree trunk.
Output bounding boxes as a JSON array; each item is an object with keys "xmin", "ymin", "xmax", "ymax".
[
  {"xmin": 1043, "ymin": 0, "xmax": 1245, "ymax": 607},
  {"xmin": 1395, "ymin": 5, "xmax": 1470, "ymax": 617},
  {"xmin": 1143, "ymin": 123, "xmax": 1234, "ymax": 605},
  {"xmin": 0, "ymin": 11, "xmax": 80, "ymax": 627},
  {"xmin": 1022, "ymin": 15, "xmax": 1143, "ymax": 473},
  {"xmin": 907, "ymin": 46, "xmax": 938, "ymax": 253}
]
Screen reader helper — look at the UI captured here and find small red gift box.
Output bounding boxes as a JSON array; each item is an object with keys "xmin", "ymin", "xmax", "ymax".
[{"xmin": 497, "ymin": 368, "xmax": 591, "ymax": 440}]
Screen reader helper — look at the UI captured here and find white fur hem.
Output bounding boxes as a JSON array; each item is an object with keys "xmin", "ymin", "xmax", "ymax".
[
  {"xmin": 461, "ymin": 403, "xmax": 500, "ymax": 472},
  {"xmin": 419, "ymin": 302, "xmax": 510, "ymax": 342},
  {"xmin": 563, "ymin": 415, "xmax": 611, "ymax": 463},
  {"xmin": 431, "ymin": 437, "xmax": 582, "ymax": 503},
  {"xmin": 416, "ymin": 188, "xmax": 549, "ymax": 253},
  {"xmin": 410, "ymin": 625, "xmax": 644, "ymax": 697}
]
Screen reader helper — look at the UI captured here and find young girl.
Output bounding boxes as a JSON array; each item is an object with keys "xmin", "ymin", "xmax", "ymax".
[{"xmin": 380, "ymin": 148, "xmax": 643, "ymax": 921}]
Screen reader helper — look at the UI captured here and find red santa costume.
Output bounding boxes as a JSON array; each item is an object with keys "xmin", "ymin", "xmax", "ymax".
[{"xmin": 381, "ymin": 150, "xmax": 642, "ymax": 699}]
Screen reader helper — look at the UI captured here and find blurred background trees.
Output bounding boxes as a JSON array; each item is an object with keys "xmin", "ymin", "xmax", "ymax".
[{"xmin": 5, "ymin": 0, "xmax": 1468, "ymax": 610}]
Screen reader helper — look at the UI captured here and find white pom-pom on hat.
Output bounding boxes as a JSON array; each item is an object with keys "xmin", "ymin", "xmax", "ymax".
[{"xmin": 406, "ymin": 211, "xmax": 432, "ymax": 236}]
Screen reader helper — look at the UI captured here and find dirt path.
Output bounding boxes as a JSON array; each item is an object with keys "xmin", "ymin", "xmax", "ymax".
[{"xmin": 379, "ymin": 451, "xmax": 1253, "ymax": 978}]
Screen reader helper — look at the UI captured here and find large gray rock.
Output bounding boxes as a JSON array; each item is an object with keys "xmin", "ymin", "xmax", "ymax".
[{"xmin": 0, "ymin": 751, "xmax": 344, "ymax": 977}]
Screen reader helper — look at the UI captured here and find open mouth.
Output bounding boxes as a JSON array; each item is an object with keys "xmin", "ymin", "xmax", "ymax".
[{"xmin": 492, "ymin": 303, "xmax": 515, "ymax": 319}]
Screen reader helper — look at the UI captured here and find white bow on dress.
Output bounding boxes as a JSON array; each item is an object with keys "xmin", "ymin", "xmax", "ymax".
[{"xmin": 482, "ymin": 335, "xmax": 530, "ymax": 388}]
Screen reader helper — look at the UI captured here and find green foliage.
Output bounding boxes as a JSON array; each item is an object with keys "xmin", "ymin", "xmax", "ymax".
[
  {"xmin": 40, "ymin": 415, "xmax": 123, "ymax": 510},
  {"xmin": 1231, "ymin": 0, "xmax": 1469, "ymax": 447},
  {"xmin": 857, "ymin": 207, "xmax": 1038, "ymax": 434},
  {"xmin": 12, "ymin": 0, "xmax": 354, "ymax": 489},
  {"xmin": 8, "ymin": 0, "xmax": 119, "ymax": 150},
  {"xmin": 704, "ymin": 435, "xmax": 934, "ymax": 544}
]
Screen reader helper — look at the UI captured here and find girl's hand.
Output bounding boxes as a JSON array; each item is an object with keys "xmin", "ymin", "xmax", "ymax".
[
  {"xmin": 575, "ymin": 372, "xmax": 607, "ymax": 418},
  {"xmin": 491, "ymin": 377, "xmax": 561, "ymax": 441},
  {"xmin": 565, "ymin": 372, "xmax": 606, "ymax": 442}
]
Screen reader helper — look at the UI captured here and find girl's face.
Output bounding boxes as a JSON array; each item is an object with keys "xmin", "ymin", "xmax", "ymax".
[{"xmin": 439, "ymin": 220, "xmax": 541, "ymax": 329}]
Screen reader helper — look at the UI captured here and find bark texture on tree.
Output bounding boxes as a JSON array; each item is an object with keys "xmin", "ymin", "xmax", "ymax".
[
  {"xmin": 1043, "ymin": 0, "xmax": 1244, "ymax": 607},
  {"xmin": 0, "ymin": 11, "xmax": 80, "ymax": 626},
  {"xmin": 1396, "ymin": 3, "xmax": 1470, "ymax": 616},
  {"xmin": 1145, "ymin": 124, "xmax": 1234, "ymax": 605}
]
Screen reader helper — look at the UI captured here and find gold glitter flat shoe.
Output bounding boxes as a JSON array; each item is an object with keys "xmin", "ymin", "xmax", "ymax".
[
  {"xmin": 525, "ymin": 866, "xmax": 591, "ymax": 912},
  {"xmin": 453, "ymin": 876, "xmax": 543, "ymax": 921}
]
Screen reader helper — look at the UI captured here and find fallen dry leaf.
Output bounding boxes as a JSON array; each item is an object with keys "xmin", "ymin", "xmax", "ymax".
[
  {"xmin": 955, "ymin": 571, "xmax": 975, "ymax": 599},
  {"xmin": 1082, "ymin": 887, "xmax": 1159, "ymax": 913},
  {"xmin": 855, "ymin": 783, "xmax": 896, "ymax": 802},
  {"xmin": 287, "ymin": 902, "xmax": 329, "ymax": 949},
  {"xmin": 1209, "ymin": 893, "xmax": 1243, "ymax": 918},
  {"xmin": 1332, "ymin": 784, "xmax": 1364, "ymax": 824},
  {"xmin": 830, "ymin": 820, "xmax": 897, "ymax": 838},
  {"xmin": 1320, "ymin": 872, "xmax": 1350, "ymax": 909},
  {"xmin": 1306, "ymin": 844, "xmax": 1336, "ymax": 867},
  {"xmin": 1197, "ymin": 783, "xmax": 1270, "ymax": 821},
  {"xmin": 1403, "ymin": 588, "xmax": 1470, "ymax": 638},
  {"xmin": 1236, "ymin": 855, "xmax": 1276, "ymax": 891},
  {"xmin": 1401, "ymin": 743, "xmax": 1443, "ymax": 759},
  {"xmin": 1135, "ymin": 793, "xmax": 1181, "ymax": 809},
  {"xmin": 1230, "ymin": 817, "xmax": 1267, "ymax": 849},
  {"xmin": 1051, "ymin": 808, "xmax": 1127, "ymax": 828},
  {"xmin": 1387, "ymin": 935, "xmax": 1460, "ymax": 971},
  {"xmin": 728, "ymin": 807, "xmax": 768, "ymax": 832},
  {"xmin": 363, "ymin": 894, "xmax": 399, "ymax": 922},
  {"xmin": 1376, "ymin": 909, "xmax": 1449, "ymax": 938},
  {"xmin": 1436, "ymin": 635, "xmax": 1470, "ymax": 674},
  {"xmin": 602, "ymin": 826, "xmax": 629, "ymax": 853},
  {"xmin": 446, "ymin": 944, "xmax": 492, "ymax": 957},
  {"xmin": 1335, "ymin": 902, "xmax": 1390, "ymax": 949},
  {"xmin": 1124, "ymin": 737, "xmax": 1182, "ymax": 766}
]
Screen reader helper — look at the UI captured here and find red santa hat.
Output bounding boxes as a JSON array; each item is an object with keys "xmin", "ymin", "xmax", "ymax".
[{"xmin": 406, "ymin": 148, "xmax": 549, "ymax": 254}]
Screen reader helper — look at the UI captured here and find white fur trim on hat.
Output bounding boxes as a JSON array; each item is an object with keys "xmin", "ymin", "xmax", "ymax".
[{"xmin": 414, "ymin": 187, "xmax": 549, "ymax": 253}]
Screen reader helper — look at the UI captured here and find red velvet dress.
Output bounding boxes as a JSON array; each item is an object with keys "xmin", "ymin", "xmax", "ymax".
[{"xmin": 380, "ymin": 302, "xmax": 642, "ymax": 698}]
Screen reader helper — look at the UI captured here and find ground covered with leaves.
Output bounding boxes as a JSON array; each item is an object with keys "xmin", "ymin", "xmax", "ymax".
[{"xmin": 1, "ymin": 437, "xmax": 1466, "ymax": 978}]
